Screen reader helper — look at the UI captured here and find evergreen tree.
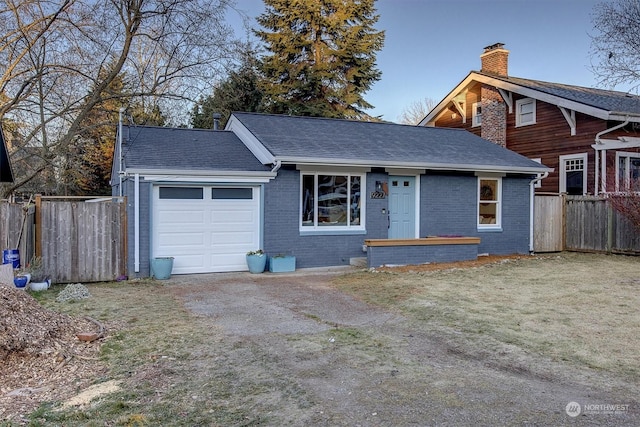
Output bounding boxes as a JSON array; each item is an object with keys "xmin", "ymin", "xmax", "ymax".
[
  {"xmin": 191, "ymin": 51, "xmax": 263, "ymax": 129},
  {"xmin": 255, "ymin": 0, "xmax": 384, "ymax": 119}
]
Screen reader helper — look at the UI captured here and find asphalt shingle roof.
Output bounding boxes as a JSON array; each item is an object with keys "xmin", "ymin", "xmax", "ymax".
[
  {"xmin": 121, "ymin": 125, "xmax": 270, "ymax": 172},
  {"xmin": 478, "ymin": 72, "xmax": 640, "ymax": 115},
  {"xmin": 232, "ymin": 112, "xmax": 548, "ymax": 172}
]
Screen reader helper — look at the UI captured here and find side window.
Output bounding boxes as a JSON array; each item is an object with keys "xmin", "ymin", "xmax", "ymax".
[
  {"xmin": 560, "ymin": 154, "xmax": 587, "ymax": 195},
  {"xmin": 478, "ymin": 177, "xmax": 501, "ymax": 229},
  {"xmin": 472, "ymin": 102, "xmax": 482, "ymax": 127},
  {"xmin": 515, "ymin": 98, "xmax": 536, "ymax": 127}
]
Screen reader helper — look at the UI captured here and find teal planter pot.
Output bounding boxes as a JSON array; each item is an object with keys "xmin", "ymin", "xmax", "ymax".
[
  {"xmin": 269, "ymin": 256, "xmax": 296, "ymax": 273},
  {"xmin": 151, "ymin": 257, "xmax": 174, "ymax": 279},
  {"xmin": 246, "ymin": 254, "xmax": 267, "ymax": 273}
]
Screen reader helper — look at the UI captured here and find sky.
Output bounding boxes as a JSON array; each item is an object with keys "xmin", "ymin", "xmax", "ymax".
[{"xmin": 227, "ymin": 0, "xmax": 630, "ymax": 123}]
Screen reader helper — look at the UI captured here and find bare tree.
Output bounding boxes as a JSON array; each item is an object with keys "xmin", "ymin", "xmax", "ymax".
[
  {"xmin": 398, "ymin": 97, "xmax": 437, "ymax": 125},
  {"xmin": 590, "ymin": 0, "xmax": 640, "ymax": 92},
  {"xmin": 0, "ymin": 0, "xmax": 238, "ymax": 197}
]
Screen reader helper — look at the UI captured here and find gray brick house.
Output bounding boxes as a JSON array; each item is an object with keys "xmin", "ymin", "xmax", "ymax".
[{"xmin": 112, "ymin": 112, "xmax": 550, "ymax": 277}]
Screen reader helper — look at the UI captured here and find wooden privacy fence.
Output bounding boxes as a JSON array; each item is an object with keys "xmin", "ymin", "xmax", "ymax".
[
  {"xmin": 0, "ymin": 201, "xmax": 35, "ymax": 269},
  {"xmin": 1, "ymin": 197, "xmax": 126, "ymax": 283},
  {"xmin": 534, "ymin": 194, "xmax": 640, "ymax": 254},
  {"xmin": 564, "ymin": 196, "xmax": 640, "ymax": 254},
  {"xmin": 37, "ymin": 197, "xmax": 127, "ymax": 283},
  {"xmin": 533, "ymin": 195, "xmax": 564, "ymax": 252}
]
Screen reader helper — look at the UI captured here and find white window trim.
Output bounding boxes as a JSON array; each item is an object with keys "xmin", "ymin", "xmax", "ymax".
[
  {"xmin": 559, "ymin": 153, "xmax": 588, "ymax": 195},
  {"xmin": 531, "ymin": 158, "xmax": 542, "ymax": 188},
  {"xmin": 472, "ymin": 102, "xmax": 482, "ymax": 127},
  {"xmin": 515, "ymin": 98, "xmax": 536, "ymax": 127},
  {"xmin": 300, "ymin": 171, "xmax": 366, "ymax": 233},
  {"xmin": 477, "ymin": 177, "xmax": 502, "ymax": 230},
  {"xmin": 615, "ymin": 151, "xmax": 640, "ymax": 192}
]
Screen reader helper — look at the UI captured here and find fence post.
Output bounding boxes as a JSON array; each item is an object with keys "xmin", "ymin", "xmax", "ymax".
[
  {"xmin": 35, "ymin": 194, "xmax": 42, "ymax": 257},
  {"xmin": 607, "ymin": 198, "xmax": 613, "ymax": 254}
]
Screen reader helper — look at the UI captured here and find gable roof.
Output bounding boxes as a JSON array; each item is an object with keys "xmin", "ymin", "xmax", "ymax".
[
  {"xmin": 116, "ymin": 125, "xmax": 272, "ymax": 176},
  {"xmin": 0, "ymin": 127, "xmax": 14, "ymax": 183},
  {"xmin": 420, "ymin": 71, "xmax": 640, "ymax": 126},
  {"xmin": 228, "ymin": 112, "xmax": 550, "ymax": 174}
]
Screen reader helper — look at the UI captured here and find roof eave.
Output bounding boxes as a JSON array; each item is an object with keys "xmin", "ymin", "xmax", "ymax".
[
  {"xmin": 123, "ymin": 168, "xmax": 276, "ymax": 178},
  {"xmin": 419, "ymin": 72, "xmax": 640, "ymax": 125},
  {"xmin": 276, "ymin": 156, "xmax": 552, "ymax": 175},
  {"xmin": 226, "ymin": 114, "xmax": 276, "ymax": 164}
]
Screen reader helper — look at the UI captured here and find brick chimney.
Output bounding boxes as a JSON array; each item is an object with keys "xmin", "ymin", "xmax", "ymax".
[
  {"xmin": 480, "ymin": 43, "xmax": 509, "ymax": 77},
  {"xmin": 480, "ymin": 43, "xmax": 508, "ymax": 147}
]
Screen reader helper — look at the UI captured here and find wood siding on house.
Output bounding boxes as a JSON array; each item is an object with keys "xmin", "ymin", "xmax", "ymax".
[{"xmin": 431, "ymin": 86, "xmax": 640, "ymax": 195}]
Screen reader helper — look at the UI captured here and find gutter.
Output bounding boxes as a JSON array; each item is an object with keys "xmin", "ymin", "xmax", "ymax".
[
  {"xmin": 529, "ymin": 171, "xmax": 549, "ymax": 253},
  {"xmin": 277, "ymin": 157, "xmax": 551, "ymax": 175}
]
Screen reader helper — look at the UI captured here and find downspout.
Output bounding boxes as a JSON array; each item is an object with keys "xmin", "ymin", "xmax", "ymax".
[
  {"xmin": 134, "ymin": 173, "xmax": 140, "ymax": 273},
  {"xmin": 593, "ymin": 117, "xmax": 630, "ymax": 195},
  {"xmin": 271, "ymin": 160, "xmax": 282, "ymax": 173},
  {"xmin": 529, "ymin": 171, "xmax": 549, "ymax": 252}
]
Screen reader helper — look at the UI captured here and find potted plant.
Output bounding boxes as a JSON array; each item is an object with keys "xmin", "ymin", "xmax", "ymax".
[
  {"xmin": 23, "ymin": 256, "xmax": 50, "ymax": 291},
  {"xmin": 246, "ymin": 250, "xmax": 266, "ymax": 274},
  {"xmin": 269, "ymin": 253, "xmax": 296, "ymax": 273}
]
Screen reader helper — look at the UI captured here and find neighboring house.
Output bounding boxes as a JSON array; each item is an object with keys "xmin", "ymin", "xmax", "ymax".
[
  {"xmin": 0, "ymin": 127, "xmax": 14, "ymax": 183},
  {"xmin": 419, "ymin": 43, "xmax": 640, "ymax": 195},
  {"xmin": 111, "ymin": 112, "xmax": 549, "ymax": 277}
]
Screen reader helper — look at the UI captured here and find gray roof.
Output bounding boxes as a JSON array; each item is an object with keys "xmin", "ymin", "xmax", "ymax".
[
  {"xmin": 121, "ymin": 125, "xmax": 270, "ymax": 172},
  {"xmin": 480, "ymin": 72, "xmax": 640, "ymax": 115},
  {"xmin": 232, "ymin": 112, "xmax": 549, "ymax": 173}
]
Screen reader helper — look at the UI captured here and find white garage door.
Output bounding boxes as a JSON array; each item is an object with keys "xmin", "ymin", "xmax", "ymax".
[{"xmin": 152, "ymin": 185, "xmax": 261, "ymax": 274}]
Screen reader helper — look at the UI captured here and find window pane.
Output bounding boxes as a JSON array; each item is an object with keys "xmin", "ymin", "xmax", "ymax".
[
  {"xmin": 159, "ymin": 187, "xmax": 203, "ymax": 199},
  {"xmin": 350, "ymin": 176, "xmax": 361, "ymax": 225},
  {"xmin": 318, "ymin": 175, "xmax": 348, "ymax": 226},
  {"xmin": 479, "ymin": 203, "xmax": 497, "ymax": 224},
  {"xmin": 619, "ymin": 157, "xmax": 627, "ymax": 190},
  {"xmin": 480, "ymin": 180, "xmax": 497, "ymax": 201},
  {"xmin": 631, "ymin": 158, "xmax": 640, "ymax": 180},
  {"xmin": 520, "ymin": 101, "xmax": 534, "ymax": 114},
  {"xmin": 566, "ymin": 170, "xmax": 583, "ymax": 195},
  {"xmin": 302, "ymin": 175, "xmax": 315, "ymax": 226},
  {"xmin": 211, "ymin": 188, "xmax": 252, "ymax": 199}
]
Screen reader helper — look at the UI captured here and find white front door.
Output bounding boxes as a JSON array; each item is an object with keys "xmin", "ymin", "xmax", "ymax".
[{"xmin": 388, "ymin": 176, "xmax": 416, "ymax": 239}]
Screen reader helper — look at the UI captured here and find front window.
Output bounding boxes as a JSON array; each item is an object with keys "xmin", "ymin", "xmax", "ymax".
[
  {"xmin": 616, "ymin": 152, "xmax": 640, "ymax": 191},
  {"xmin": 515, "ymin": 98, "xmax": 536, "ymax": 127},
  {"xmin": 478, "ymin": 177, "xmax": 501, "ymax": 228},
  {"xmin": 301, "ymin": 173, "xmax": 363, "ymax": 230}
]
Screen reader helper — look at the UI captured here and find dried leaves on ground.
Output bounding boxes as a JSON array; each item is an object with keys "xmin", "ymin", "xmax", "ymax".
[{"xmin": 0, "ymin": 284, "xmax": 108, "ymax": 424}]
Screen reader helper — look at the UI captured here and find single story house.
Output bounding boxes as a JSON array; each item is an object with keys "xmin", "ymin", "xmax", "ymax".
[{"xmin": 111, "ymin": 112, "xmax": 551, "ymax": 276}]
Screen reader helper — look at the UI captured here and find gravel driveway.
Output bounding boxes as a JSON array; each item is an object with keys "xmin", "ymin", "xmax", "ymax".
[{"xmin": 166, "ymin": 268, "xmax": 638, "ymax": 426}]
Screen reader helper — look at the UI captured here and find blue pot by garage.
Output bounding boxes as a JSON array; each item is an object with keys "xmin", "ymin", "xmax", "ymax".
[
  {"xmin": 151, "ymin": 257, "xmax": 174, "ymax": 280},
  {"xmin": 246, "ymin": 254, "xmax": 267, "ymax": 273}
]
